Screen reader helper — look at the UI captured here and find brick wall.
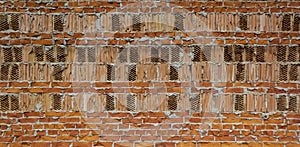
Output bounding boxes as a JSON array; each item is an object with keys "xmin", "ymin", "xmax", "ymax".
[{"xmin": 0, "ymin": 1, "xmax": 300, "ymax": 147}]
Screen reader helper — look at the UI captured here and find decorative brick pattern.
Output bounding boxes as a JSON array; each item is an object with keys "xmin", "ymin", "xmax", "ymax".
[{"xmin": 0, "ymin": 1, "xmax": 299, "ymax": 146}]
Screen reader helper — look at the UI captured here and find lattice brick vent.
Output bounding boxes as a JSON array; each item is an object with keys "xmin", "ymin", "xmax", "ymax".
[
  {"xmin": 282, "ymin": 14, "xmax": 291, "ymax": 31},
  {"xmin": 236, "ymin": 63, "xmax": 245, "ymax": 81},
  {"xmin": 174, "ymin": 13, "xmax": 184, "ymax": 31},
  {"xmin": 112, "ymin": 14, "xmax": 120, "ymax": 31},
  {"xmin": 234, "ymin": 95, "xmax": 245, "ymax": 111},
  {"xmin": 35, "ymin": 46, "xmax": 44, "ymax": 62},
  {"xmin": 289, "ymin": 64, "xmax": 298, "ymax": 81},
  {"xmin": 13, "ymin": 47, "xmax": 23, "ymax": 62},
  {"xmin": 245, "ymin": 46, "xmax": 254, "ymax": 62},
  {"xmin": 87, "ymin": 47, "xmax": 95, "ymax": 62},
  {"xmin": 106, "ymin": 64, "xmax": 115, "ymax": 81},
  {"xmin": 192, "ymin": 45, "xmax": 201, "ymax": 62},
  {"xmin": 10, "ymin": 64, "xmax": 19, "ymax": 80},
  {"xmin": 54, "ymin": 15, "xmax": 64, "ymax": 31},
  {"xmin": 256, "ymin": 46, "xmax": 265, "ymax": 62},
  {"xmin": 171, "ymin": 46, "xmax": 180, "ymax": 62},
  {"xmin": 168, "ymin": 95, "xmax": 178, "ymax": 111},
  {"xmin": 132, "ymin": 14, "xmax": 141, "ymax": 31},
  {"xmin": 128, "ymin": 65, "xmax": 137, "ymax": 81},
  {"xmin": 0, "ymin": 95, "xmax": 9, "ymax": 111},
  {"xmin": 151, "ymin": 47, "xmax": 159, "ymax": 62},
  {"xmin": 0, "ymin": 95, "xmax": 19, "ymax": 111},
  {"xmin": 202, "ymin": 46, "xmax": 211, "ymax": 61},
  {"xmin": 279, "ymin": 64, "xmax": 288, "ymax": 81},
  {"xmin": 277, "ymin": 46, "xmax": 287, "ymax": 62},
  {"xmin": 46, "ymin": 47, "xmax": 55, "ymax": 62},
  {"xmin": 293, "ymin": 15, "xmax": 300, "ymax": 31},
  {"xmin": 127, "ymin": 95, "xmax": 136, "ymax": 111},
  {"xmin": 77, "ymin": 47, "xmax": 86, "ymax": 62},
  {"xmin": 239, "ymin": 14, "xmax": 248, "ymax": 30},
  {"xmin": 288, "ymin": 46, "xmax": 297, "ymax": 62},
  {"xmin": 224, "ymin": 46, "xmax": 233, "ymax": 62},
  {"xmin": 288, "ymin": 96, "xmax": 297, "ymax": 112},
  {"xmin": 10, "ymin": 95, "xmax": 19, "ymax": 111},
  {"xmin": 53, "ymin": 94, "xmax": 62, "ymax": 110},
  {"xmin": 57, "ymin": 46, "xmax": 66, "ymax": 62},
  {"xmin": 0, "ymin": 64, "xmax": 9, "ymax": 80},
  {"xmin": 160, "ymin": 47, "xmax": 170, "ymax": 63},
  {"xmin": 0, "ymin": 14, "xmax": 9, "ymax": 31},
  {"xmin": 105, "ymin": 95, "xmax": 115, "ymax": 111},
  {"xmin": 234, "ymin": 45, "xmax": 244, "ymax": 62},
  {"xmin": 53, "ymin": 65, "xmax": 63, "ymax": 81},
  {"xmin": 10, "ymin": 14, "xmax": 19, "ymax": 30},
  {"xmin": 190, "ymin": 94, "xmax": 200, "ymax": 112},
  {"xmin": 130, "ymin": 47, "xmax": 139, "ymax": 63},
  {"xmin": 3, "ymin": 48, "xmax": 13, "ymax": 62},
  {"xmin": 277, "ymin": 95, "xmax": 287, "ymax": 111},
  {"xmin": 170, "ymin": 66, "xmax": 178, "ymax": 80}
]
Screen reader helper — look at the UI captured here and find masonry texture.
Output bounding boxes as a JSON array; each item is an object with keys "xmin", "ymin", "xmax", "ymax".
[{"xmin": 0, "ymin": 1, "xmax": 300, "ymax": 147}]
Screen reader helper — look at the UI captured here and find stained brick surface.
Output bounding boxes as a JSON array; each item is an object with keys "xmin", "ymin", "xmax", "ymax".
[{"xmin": 0, "ymin": 1, "xmax": 299, "ymax": 147}]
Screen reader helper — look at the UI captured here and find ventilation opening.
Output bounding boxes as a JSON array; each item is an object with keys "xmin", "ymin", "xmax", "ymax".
[
  {"xmin": 279, "ymin": 64, "xmax": 288, "ymax": 81},
  {"xmin": 128, "ymin": 65, "xmax": 137, "ymax": 81},
  {"xmin": 53, "ymin": 65, "xmax": 64, "ymax": 81},
  {"xmin": 105, "ymin": 95, "xmax": 115, "ymax": 111},
  {"xmin": 190, "ymin": 95, "xmax": 200, "ymax": 112},
  {"xmin": 0, "ymin": 15, "xmax": 9, "ymax": 31},
  {"xmin": 130, "ymin": 47, "xmax": 139, "ymax": 63},
  {"xmin": 192, "ymin": 45, "xmax": 201, "ymax": 62},
  {"xmin": 174, "ymin": 13, "xmax": 184, "ymax": 31},
  {"xmin": 127, "ymin": 95, "xmax": 136, "ymax": 111},
  {"xmin": 53, "ymin": 94, "xmax": 62, "ymax": 111},
  {"xmin": 234, "ymin": 95, "xmax": 245, "ymax": 111},
  {"xmin": 151, "ymin": 47, "xmax": 159, "ymax": 62},
  {"xmin": 87, "ymin": 47, "xmax": 95, "ymax": 62},
  {"xmin": 202, "ymin": 46, "xmax": 211, "ymax": 61},
  {"xmin": 256, "ymin": 46, "xmax": 265, "ymax": 62},
  {"xmin": 288, "ymin": 46, "xmax": 297, "ymax": 62},
  {"xmin": 77, "ymin": 48, "xmax": 86, "ymax": 62},
  {"xmin": 245, "ymin": 46, "xmax": 254, "ymax": 62},
  {"xmin": 13, "ymin": 47, "xmax": 23, "ymax": 62},
  {"xmin": 10, "ymin": 64, "xmax": 19, "ymax": 80},
  {"xmin": 168, "ymin": 95, "xmax": 178, "ymax": 111},
  {"xmin": 0, "ymin": 96, "xmax": 9, "ymax": 111},
  {"xmin": 35, "ymin": 46, "xmax": 44, "ymax": 62},
  {"xmin": 132, "ymin": 15, "xmax": 141, "ymax": 31},
  {"xmin": 54, "ymin": 15, "xmax": 64, "ymax": 31},
  {"xmin": 277, "ymin": 95, "xmax": 287, "ymax": 111},
  {"xmin": 3, "ymin": 48, "xmax": 13, "ymax": 62},
  {"xmin": 293, "ymin": 15, "xmax": 300, "ymax": 31},
  {"xmin": 288, "ymin": 96, "xmax": 297, "ymax": 112},
  {"xmin": 234, "ymin": 45, "xmax": 244, "ymax": 62},
  {"xmin": 0, "ymin": 64, "xmax": 9, "ymax": 80},
  {"xmin": 160, "ymin": 47, "xmax": 170, "ymax": 63},
  {"xmin": 277, "ymin": 46, "xmax": 287, "ymax": 62},
  {"xmin": 239, "ymin": 14, "xmax": 248, "ymax": 30},
  {"xmin": 112, "ymin": 14, "xmax": 120, "ymax": 31},
  {"xmin": 106, "ymin": 64, "xmax": 115, "ymax": 81},
  {"xmin": 10, "ymin": 14, "xmax": 19, "ymax": 30},
  {"xmin": 224, "ymin": 46, "xmax": 233, "ymax": 62},
  {"xmin": 289, "ymin": 64, "xmax": 298, "ymax": 81},
  {"xmin": 170, "ymin": 66, "xmax": 178, "ymax": 80},
  {"xmin": 282, "ymin": 14, "xmax": 291, "ymax": 31},
  {"xmin": 46, "ymin": 47, "xmax": 55, "ymax": 62},
  {"xmin": 10, "ymin": 95, "xmax": 19, "ymax": 111},
  {"xmin": 57, "ymin": 46, "xmax": 66, "ymax": 62},
  {"xmin": 236, "ymin": 63, "xmax": 245, "ymax": 81},
  {"xmin": 171, "ymin": 46, "xmax": 180, "ymax": 62}
]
